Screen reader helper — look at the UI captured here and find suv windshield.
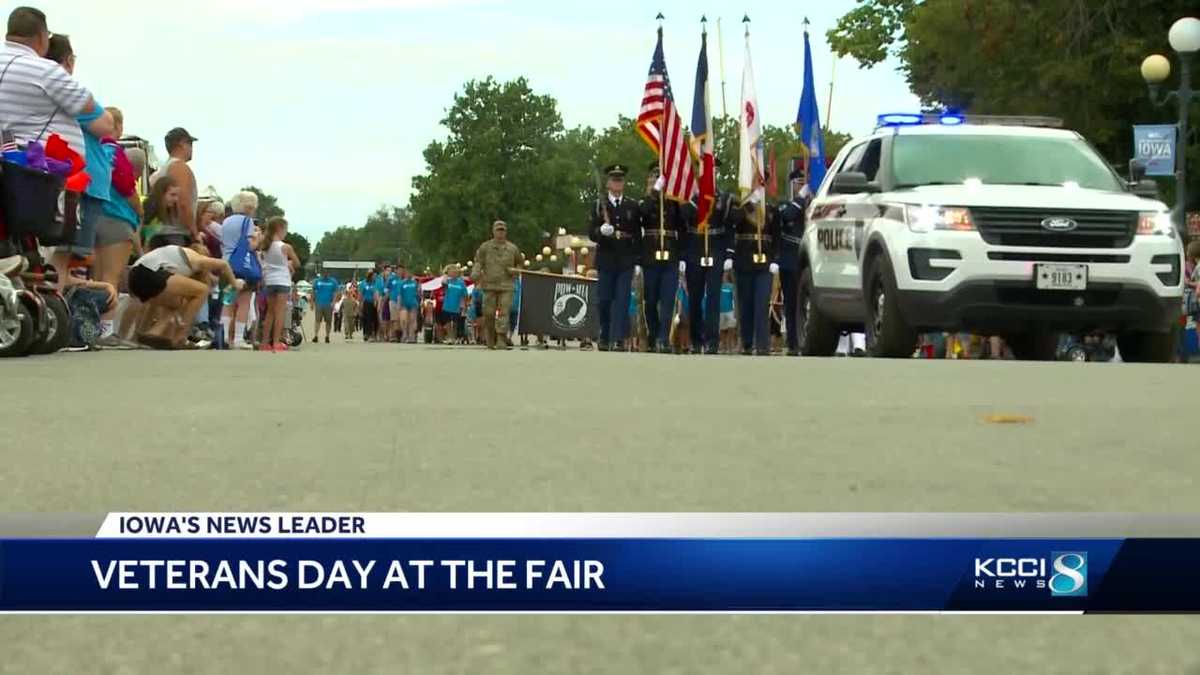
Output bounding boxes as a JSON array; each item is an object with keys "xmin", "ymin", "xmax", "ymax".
[{"xmin": 891, "ymin": 134, "xmax": 1123, "ymax": 191}]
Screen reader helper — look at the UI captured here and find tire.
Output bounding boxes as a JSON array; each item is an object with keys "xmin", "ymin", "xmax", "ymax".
[
  {"xmin": 796, "ymin": 268, "xmax": 839, "ymax": 356},
  {"xmin": 863, "ymin": 254, "xmax": 918, "ymax": 358},
  {"xmin": 1117, "ymin": 328, "xmax": 1176, "ymax": 364},
  {"xmin": 0, "ymin": 302, "xmax": 34, "ymax": 358},
  {"xmin": 1006, "ymin": 330, "xmax": 1059, "ymax": 361},
  {"xmin": 1066, "ymin": 346, "xmax": 1089, "ymax": 363},
  {"xmin": 30, "ymin": 294, "xmax": 70, "ymax": 355}
]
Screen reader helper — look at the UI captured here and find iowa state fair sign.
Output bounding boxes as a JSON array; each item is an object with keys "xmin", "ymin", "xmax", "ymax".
[{"xmin": 1133, "ymin": 125, "xmax": 1177, "ymax": 177}]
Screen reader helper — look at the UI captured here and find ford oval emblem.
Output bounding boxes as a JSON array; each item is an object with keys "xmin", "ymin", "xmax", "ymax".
[{"xmin": 1041, "ymin": 217, "xmax": 1078, "ymax": 232}]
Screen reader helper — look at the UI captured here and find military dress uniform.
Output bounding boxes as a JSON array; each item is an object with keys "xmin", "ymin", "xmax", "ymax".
[
  {"xmin": 682, "ymin": 191, "xmax": 735, "ymax": 354},
  {"xmin": 638, "ymin": 174, "xmax": 687, "ymax": 353},
  {"xmin": 588, "ymin": 166, "xmax": 641, "ymax": 351},
  {"xmin": 733, "ymin": 201, "xmax": 781, "ymax": 356},
  {"xmin": 777, "ymin": 195, "xmax": 807, "ymax": 356}
]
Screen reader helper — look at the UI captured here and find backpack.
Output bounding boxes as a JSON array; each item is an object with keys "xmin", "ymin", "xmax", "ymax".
[
  {"xmin": 228, "ymin": 215, "xmax": 262, "ymax": 284},
  {"xmin": 66, "ymin": 287, "xmax": 107, "ymax": 349}
]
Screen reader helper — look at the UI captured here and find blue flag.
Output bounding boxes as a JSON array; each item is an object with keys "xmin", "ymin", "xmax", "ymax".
[{"xmin": 796, "ymin": 30, "xmax": 826, "ymax": 194}]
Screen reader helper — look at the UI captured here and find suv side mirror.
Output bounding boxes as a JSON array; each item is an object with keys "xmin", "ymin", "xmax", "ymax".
[
  {"xmin": 1128, "ymin": 159, "xmax": 1148, "ymax": 183},
  {"xmin": 830, "ymin": 171, "xmax": 880, "ymax": 195},
  {"xmin": 1131, "ymin": 178, "xmax": 1159, "ymax": 199}
]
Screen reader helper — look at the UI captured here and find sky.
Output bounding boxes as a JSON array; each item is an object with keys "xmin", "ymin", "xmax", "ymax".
[{"xmin": 32, "ymin": 0, "xmax": 920, "ymax": 241}]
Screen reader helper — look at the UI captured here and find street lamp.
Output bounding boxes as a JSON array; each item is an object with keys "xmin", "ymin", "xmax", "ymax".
[{"xmin": 1142, "ymin": 16, "xmax": 1200, "ymax": 236}]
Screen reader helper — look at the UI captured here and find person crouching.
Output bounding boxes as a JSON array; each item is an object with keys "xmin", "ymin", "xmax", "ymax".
[{"xmin": 128, "ymin": 245, "xmax": 243, "ymax": 349}]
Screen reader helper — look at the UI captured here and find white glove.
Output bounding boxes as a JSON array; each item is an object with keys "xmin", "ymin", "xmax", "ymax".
[
  {"xmin": 600, "ymin": 224, "xmax": 615, "ymax": 237},
  {"xmin": 654, "ymin": 176, "xmax": 665, "ymax": 192},
  {"xmin": 769, "ymin": 263, "xmax": 780, "ymax": 275},
  {"xmin": 723, "ymin": 259, "xmax": 733, "ymax": 272},
  {"xmin": 679, "ymin": 261, "xmax": 687, "ymax": 273},
  {"xmin": 634, "ymin": 265, "xmax": 643, "ymax": 276}
]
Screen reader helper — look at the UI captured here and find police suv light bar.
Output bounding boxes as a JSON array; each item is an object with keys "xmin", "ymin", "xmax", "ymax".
[{"xmin": 875, "ymin": 113, "xmax": 1064, "ymax": 130}]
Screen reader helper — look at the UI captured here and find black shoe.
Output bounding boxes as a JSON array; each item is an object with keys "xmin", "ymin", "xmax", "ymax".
[
  {"xmin": 598, "ymin": 342, "xmax": 611, "ymax": 352},
  {"xmin": 786, "ymin": 349, "xmax": 800, "ymax": 357},
  {"xmin": 755, "ymin": 349, "xmax": 771, "ymax": 357},
  {"xmin": 852, "ymin": 348, "xmax": 866, "ymax": 358},
  {"xmin": 740, "ymin": 347, "xmax": 753, "ymax": 356},
  {"xmin": 325, "ymin": 337, "xmax": 330, "ymax": 344},
  {"xmin": 704, "ymin": 345, "xmax": 720, "ymax": 355},
  {"xmin": 612, "ymin": 341, "xmax": 625, "ymax": 352},
  {"xmin": 657, "ymin": 342, "xmax": 671, "ymax": 354},
  {"xmin": 312, "ymin": 336, "xmax": 318, "ymax": 343},
  {"xmin": 690, "ymin": 346, "xmax": 703, "ymax": 355}
]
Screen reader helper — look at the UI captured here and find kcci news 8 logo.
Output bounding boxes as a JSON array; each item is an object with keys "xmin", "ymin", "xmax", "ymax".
[{"xmin": 973, "ymin": 551, "xmax": 1087, "ymax": 597}]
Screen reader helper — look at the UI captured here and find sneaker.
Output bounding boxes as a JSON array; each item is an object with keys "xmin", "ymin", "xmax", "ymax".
[
  {"xmin": 273, "ymin": 343, "xmax": 289, "ymax": 352},
  {"xmin": 96, "ymin": 334, "xmax": 133, "ymax": 350},
  {"xmin": 258, "ymin": 344, "xmax": 273, "ymax": 352},
  {"xmin": 193, "ymin": 339, "xmax": 213, "ymax": 350},
  {"xmin": 0, "ymin": 254, "xmax": 24, "ymax": 276},
  {"xmin": 312, "ymin": 336, "xmax": 319, "ymax": 344},
  {"xmin": 325, "ymin": 336, "xmax": 330, "ymax": 344}
]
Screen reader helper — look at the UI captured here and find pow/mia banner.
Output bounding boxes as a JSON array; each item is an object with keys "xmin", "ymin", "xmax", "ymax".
[{"xmin": 517, "ymin": 271, "xmax": 598, "ymax": 340}]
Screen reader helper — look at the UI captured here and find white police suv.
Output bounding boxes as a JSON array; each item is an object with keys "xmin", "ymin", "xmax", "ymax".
[{"xmin": 797, "ymin": 113, "xmax": 1184, "ymax": 362}]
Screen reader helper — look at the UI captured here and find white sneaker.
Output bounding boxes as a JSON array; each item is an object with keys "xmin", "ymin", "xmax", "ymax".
[{"xmin": 237, "ymin": 342, "xmax": 255, "ymax": 351}]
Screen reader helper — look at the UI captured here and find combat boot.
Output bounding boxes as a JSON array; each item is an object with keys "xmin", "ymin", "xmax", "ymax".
[{"xmin": 484, "ymin": 317, "xmax": 497, "ymax": 350}]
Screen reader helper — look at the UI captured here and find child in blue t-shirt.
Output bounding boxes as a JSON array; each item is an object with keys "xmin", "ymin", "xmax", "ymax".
[{"xmin": 440, "ymin": 266, "xmax": 467, "ymax": 344}]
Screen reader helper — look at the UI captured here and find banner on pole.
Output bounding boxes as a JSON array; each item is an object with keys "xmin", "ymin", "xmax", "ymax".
[
  {"xmin": 1132, "ymin": 124, "xmax": 1177, "ymax": 177},
  {"xmin": 516, "ymin": 271, "xmax": 598, "ymax": 340}
]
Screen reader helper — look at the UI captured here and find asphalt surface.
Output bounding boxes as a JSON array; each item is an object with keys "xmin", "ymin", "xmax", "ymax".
[{"xmin": 2, "ymin": 336, "xmax": 1199, "ymax": 674}]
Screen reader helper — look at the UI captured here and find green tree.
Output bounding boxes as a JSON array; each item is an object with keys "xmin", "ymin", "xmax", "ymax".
[
  {"xmin": 827, "ymin": 0, "xmax": 1198, "ymax": 209},
  {"xmin": 242, "ymin": 186, "xmax": 285, "ymax": 221},
  {"xmin": 410, "ymin": 77, "xmax": 583, "ymax": 262},
  {"xmin": 313, "ymin": 206, "xmax": 433, "ymax": 269},
  {"xmin": 284, "ymin": 232, "xmax": 311, "ymax": 272}
]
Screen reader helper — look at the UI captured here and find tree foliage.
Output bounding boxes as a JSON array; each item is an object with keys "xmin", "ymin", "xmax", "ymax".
[
  {"xmin": 317, "ymin": 77, "xmax": 858, "ymax": 271},
  {"xmin": 828, "ymin": 0, "xmax": 1198, "ymax": 203},
  {"xmin": 410, "ymin": 77, "xmax": 584, "ymax": 262}
]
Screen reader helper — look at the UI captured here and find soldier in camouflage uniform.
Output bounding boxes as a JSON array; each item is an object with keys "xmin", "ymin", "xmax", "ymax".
[{"xmin": 472, "ymin": 220, "xmax": 525, "ymax": 350}]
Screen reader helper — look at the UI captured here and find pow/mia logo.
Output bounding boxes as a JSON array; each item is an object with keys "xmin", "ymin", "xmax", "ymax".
[{"xmin": 552, "ymin": 282, "xmax": 590, "ymax": 331}]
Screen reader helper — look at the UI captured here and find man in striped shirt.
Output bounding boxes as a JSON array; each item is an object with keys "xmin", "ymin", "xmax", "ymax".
[{"xmin": 0, "ymin": 7, "xmax": 112, "ymax": 157}]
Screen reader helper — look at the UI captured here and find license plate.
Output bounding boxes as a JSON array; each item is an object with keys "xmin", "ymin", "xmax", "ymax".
[{"xmin": 1036, "ymin": 263, "xmax": 1087, "ymax": 290}]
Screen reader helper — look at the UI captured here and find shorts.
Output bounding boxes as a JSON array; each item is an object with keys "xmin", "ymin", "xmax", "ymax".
[
  {"xmin": 316, "ymin": 305, "xmax": 333, "ymax": 324},
  {"xmin": 390, "ymin": 300, "xmax": 403, "ymax": 316},
  {"xmin": 439, "ymin": 310, "xmax": 459, "ymax": 325},
  {"xmin": 66, "ymin": 194, "xmax": 105, "ymax": 257},
  {"xmin": 128, "ymin": 264, "xmax": 172, "ymax": 302},
  {"xmin": 403, "ymin": 301, "xmax": 419, "ymax": 313},
  {"xmin": 720, "ymin": 311, "xmax": 736, "ymax": 330},
  {"xmin": 266, "ymin": 285, "xmax": 291, "ymax": 296},
  {"xmin": 94, "ymin": 214, "xmax": 135, "ymax": 248}
]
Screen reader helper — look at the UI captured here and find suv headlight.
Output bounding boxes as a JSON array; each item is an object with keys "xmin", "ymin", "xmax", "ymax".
[
  {"xmin": 906, "ymin": 205, "xmax": 975, "ymax": 233},
  {"xmin": 1136, "ymin": 211, "xmax": 1175, "ymax": 237}
]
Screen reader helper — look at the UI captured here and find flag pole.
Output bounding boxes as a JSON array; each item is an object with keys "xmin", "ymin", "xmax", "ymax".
[
  {"xmin": 826, "ymin": 54, "xmax": 837, "ymax": 132},
  {"xmin": 717, "ymin": 18, "xmax": 728, "ymax": 119},
  {"xmin": 657, "ymin": 13, "xmax": 667, "ymax": 260},
  {"xmin": 744, "ymin": 15, "xmax": 764, "ymax": 262}
]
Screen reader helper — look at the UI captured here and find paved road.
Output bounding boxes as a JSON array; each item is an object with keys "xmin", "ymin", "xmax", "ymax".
[{"xmin": 2, "ymin": 341, "xmax": 1199, "ymax": 673}]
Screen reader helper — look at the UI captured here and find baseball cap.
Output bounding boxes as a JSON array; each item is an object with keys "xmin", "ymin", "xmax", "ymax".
[
  {"xmin": 165, "ymin": 127, "xmax": 198, "ymax": 150},
  {"xmin": 493, "ymin": 220, "xmax": 508, "ymax": 231}
]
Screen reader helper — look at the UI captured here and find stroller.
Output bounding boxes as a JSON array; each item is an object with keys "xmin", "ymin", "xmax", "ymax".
[{"xmin": 286, "ymin": 300, "xmax": 305, "ymax": 349}]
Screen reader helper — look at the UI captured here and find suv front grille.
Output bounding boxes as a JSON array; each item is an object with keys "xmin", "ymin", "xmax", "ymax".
[{"xmin": 971, "ymin": 207, "xmax": 1136, "ymax": 249}]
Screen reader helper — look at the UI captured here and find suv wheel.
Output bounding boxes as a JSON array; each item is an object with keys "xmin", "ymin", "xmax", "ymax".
[
  {"xmin": 863, "ymin": 255, "xmax": 917, "ymax": 358},
  {"xmin": 797, "ymin": 268, "xmax": 838, "ymax": 356},
  {"xmin": 1117, "ymin": 328, "xmax": 1176, "ymax": 364},
  {"xmin": 1006, "ymin": 330, "xmax": 1059, "ymax": 361}
]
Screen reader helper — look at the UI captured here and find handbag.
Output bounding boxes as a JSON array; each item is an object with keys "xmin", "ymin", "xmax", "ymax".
[
  {"xmin": 228, "ymin": 215, "xmax": 262, "ymax": 284},
  {"xmin": 0, "ymin": 55, "xmax": 68, "ymax": 241}
]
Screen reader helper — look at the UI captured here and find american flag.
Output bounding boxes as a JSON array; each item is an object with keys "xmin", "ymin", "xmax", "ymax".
[
  {"xmin": 636, "ymin": 27, "xmax": 696, "ymax": 202},
  {"xmin": 1, "ymin": 130, "xmax": 18, "ymax": 155}
]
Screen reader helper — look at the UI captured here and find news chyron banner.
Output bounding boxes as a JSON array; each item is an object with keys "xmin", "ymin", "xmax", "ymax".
[{"xmin": 5, "ymin": 513, "xmax": 1200, "ymax": 613}]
